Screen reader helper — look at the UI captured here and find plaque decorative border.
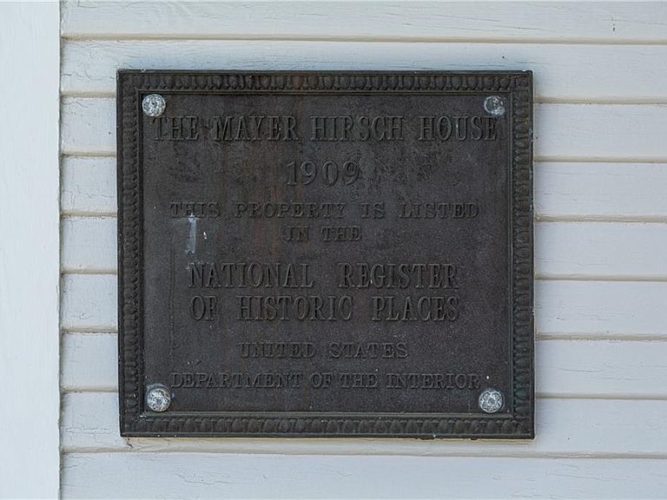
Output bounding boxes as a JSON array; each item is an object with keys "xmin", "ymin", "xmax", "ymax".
[{"xmin": 117, "ymin": 71, "xmax": 534, "ymax": 438}]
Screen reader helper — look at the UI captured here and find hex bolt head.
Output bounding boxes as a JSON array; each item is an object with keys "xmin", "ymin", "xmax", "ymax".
[
  {"xmin": 483, "ymin": 95, "xmax": 506, "ymax": 117},
  {"xmin": 146, "ymin": 384, "xmax": 171, "ymax": 412},
  {"xmin": 478, "ymin": 388, "xmax": 504, "ymax": 414},
  {"xmin": 142, "ymin": 94, "xmax": 166, "ymax": 117}
]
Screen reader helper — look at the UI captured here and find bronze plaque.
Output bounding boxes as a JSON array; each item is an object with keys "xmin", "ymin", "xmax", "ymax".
[{"xmin": 117, "ymin": 71, "xmax": 534, "ymax": 438}]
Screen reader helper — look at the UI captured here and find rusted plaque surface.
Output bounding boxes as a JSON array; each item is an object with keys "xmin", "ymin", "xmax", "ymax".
[{"xmin": 117, "ymin": 71, "xmax": 534, "ymax": 438}]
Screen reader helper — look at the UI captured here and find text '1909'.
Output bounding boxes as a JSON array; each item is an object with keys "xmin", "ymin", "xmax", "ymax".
[{"xmin": 117, "ymin": 71, "xmax": 534, "ymax": 438}]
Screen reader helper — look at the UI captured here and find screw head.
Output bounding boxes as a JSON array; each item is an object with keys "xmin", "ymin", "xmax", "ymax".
[
  {"xmin": 483, "ymin": 95, "xmax": 506, "ymax": 117},
  {"xmin": 478, "ymin": 388, "xmax": 504, "ymax": 414},
  {"xmin": 146, "ymin": 384, "xmax": 171, "ymax": 412},
  {"xmin": 142, "ymin": 94, "xmax": 166, "ymax": 117}
]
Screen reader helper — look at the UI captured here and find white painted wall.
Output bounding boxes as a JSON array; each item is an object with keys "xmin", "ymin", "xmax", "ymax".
[
  {"xmin": 0, "ymin": 2, "xmax": 60, "ymax": 499},
  {"xmin": 59, "ymin": 2, "xmax": 667, "ymax": 498}
]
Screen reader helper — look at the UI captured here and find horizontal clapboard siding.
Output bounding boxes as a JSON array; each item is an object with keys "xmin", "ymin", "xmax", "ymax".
[
  {"xmin": 60, "ymin": 274, "xmax": 667, "ymax": 339},
  {"xmin": 61, "ymin": 392, "xmax": 667, "ymax": 456},
  {"xmin": 59, "ymin": 2, "xmax": 667, "ymax": 498},
  {"xmin": 61, "ymin": 216, "xmax": 667, "ymax": 279},
  {"xmin": 61, "ymin": 41, "xmax": 667, "ymax": 102},
  {"xmin": 60, "ymin": 2, "xmax": 667, "ymax": 43},
  {"xmin": 62, "ymin": 157, "xmax": 667, "ymax": 221},
  {"xmin": 61, "ymin": 157, "xmax": 117, "ymax": 215},
  {"xmin": 60, "ymin": 332, "xmax": 667, "ymax": 398},
  {"xmin": 61, "ymin": 97, "xmax": 667, "ymax": 161},
  {"xmin": 534, "ymin": 163, "xmax": 667, "ymax": 222},
  {"xmin": 62, "ymin": 453, "xmax": 667, "ymax": 499}
]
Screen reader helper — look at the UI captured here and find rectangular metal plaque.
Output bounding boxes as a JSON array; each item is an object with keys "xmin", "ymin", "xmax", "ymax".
[{"xmin": 117, "ymin": 70, "xmax": 534, "ymax": 438}]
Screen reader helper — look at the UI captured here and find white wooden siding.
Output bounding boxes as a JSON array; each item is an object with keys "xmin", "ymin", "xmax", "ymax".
[
  {"xmin": 59, "ymin": 2, "xmax": 667, "ymax": 498},
  {"xmin": 60, "ymin": 392, "xmax": 667, "ymax": 456},
  {"xmin": 61, "ymin": 453, "xmax": 667, "ymax": 499},
  {"xmin": 60, "ymin": 97, "xmax": 667, "ymax": 160},
  {"xmin": 61, "ymin": 216, "xmax": 667, "ymax": 279},
  {"xmin": 60, "ymin": 41, "xmax": 667, "ymax": 102},
  {"xmin": 60, "ymin": 2, "xmax": 667, "ymax": 43},
  {"xmin": 60, "ymin": 332, "xmax": 667, "ymax": 398}
]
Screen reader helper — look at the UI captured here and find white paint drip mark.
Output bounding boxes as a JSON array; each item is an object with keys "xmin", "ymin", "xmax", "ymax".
[{"xmin": 186, "ymin": 215, "xmax": 197, "ymax": 255}]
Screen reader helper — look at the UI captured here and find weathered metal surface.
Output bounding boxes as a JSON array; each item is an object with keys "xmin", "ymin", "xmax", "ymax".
[{"xmin": 117, "ymin": 70, "xmax": 534, "ymax": 438}]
